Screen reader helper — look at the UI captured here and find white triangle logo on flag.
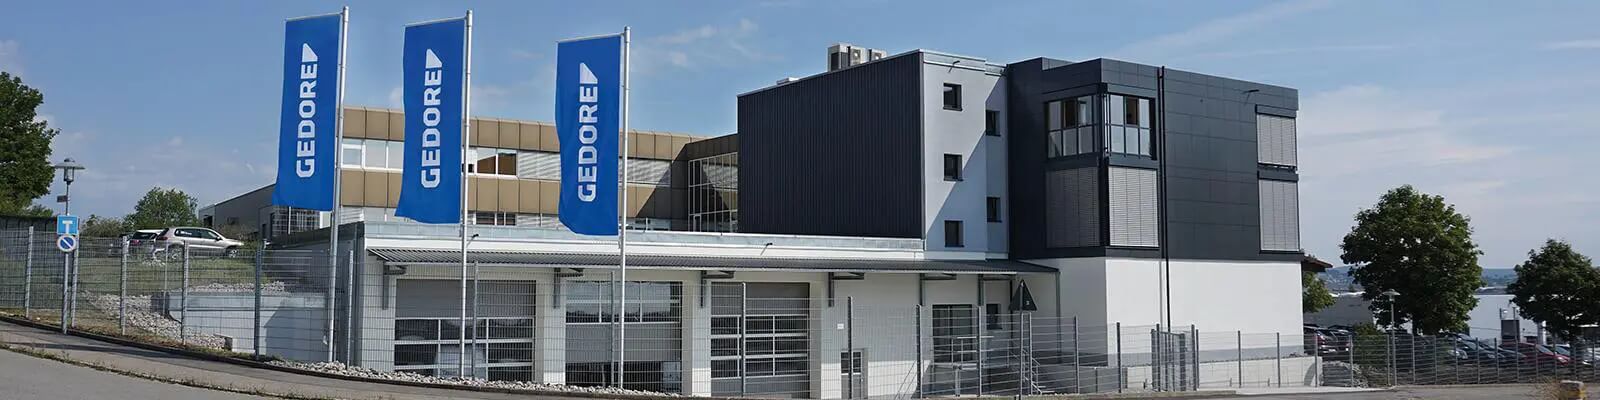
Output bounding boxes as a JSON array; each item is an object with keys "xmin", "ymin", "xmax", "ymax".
[
  {"xmin": 425, "ymin": 49, "xmax": 442, "ymax": 69},
  {"xmin": 301, "ymin": 43, "xmax": 318, "ymax": 63},
  {"xmin": 578, "ymin": 63, "xmax": 597, "ymax": 85}
]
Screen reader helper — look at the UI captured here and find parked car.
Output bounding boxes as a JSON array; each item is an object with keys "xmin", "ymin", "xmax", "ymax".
[
  {"xmin": 1502, "ymin": 342, "xmax": 1573, "ymax": 366},
  {"xmin": 123, "ymin": 229, "xmax": 162, "ymax": 246},
  {"xmin": 153, "ymin": 227, "xmax": 244, "ymax": 257}
]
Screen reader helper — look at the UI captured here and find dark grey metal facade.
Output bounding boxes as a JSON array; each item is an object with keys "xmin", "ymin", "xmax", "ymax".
[
  {"xmin": 736, "ymin": 53, "xmax": 924, "ymax": 238},
  {"xmin": 1006, "ymin": 58, "xmax": 1300, "ymax": 262}
]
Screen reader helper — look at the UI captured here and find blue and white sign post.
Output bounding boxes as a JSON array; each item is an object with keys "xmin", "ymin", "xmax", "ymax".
[
  {"xmin": 557, "ymin": 28, "xmax": 630, "ymax": 387},
  {"xmin": 56, "ymin": 214, "xmax": 79, "ymax": 333},
  {"xmin": 396, "ymin": 12, "xmax": 472, "ymax": 377},
  {"xmin": 272, "ymin": 8, "xmax": 348, "ymax": 363}
]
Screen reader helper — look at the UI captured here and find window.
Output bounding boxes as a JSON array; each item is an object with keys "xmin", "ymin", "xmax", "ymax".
[
  {"xmin": 1046, "ymin": 97, "xmax": 1097, "ymax": 158},
  {"xmin": 1105, "ymin": 95, "xmax": 1153, "ymax": 157},
  {"xmin": 943, "ymin": 154, "xmax": 962, "ymax": 181},
  {"xmin": 944, "ymin": 220, "xmax": 964, "ymax": 248},
  {"xmin": 468, "ymin": 147, "xmax": 517, "ymax": 176},
  {"xmin": 1259, "ymin": 179, "xmax": 1301, "ymax": 251},
  {"xmin": 932, "ymin": 305, "xmax": 976, "ymax": 363},
  {"xmin": 985, "ymin": 303, "xmax": 1003, "ymax": 330},
  {"xmin": 986, "ymin": 197, "xmax": 1002, "ymax": 222},
  {"xmin": 340, "ymin": 138, "xmax": 363, "ymax": 167},
  {"xmin": 1257, "ymin": 114, "xmax": 1298, "ymax": 167},
  {"xmin": 1108, "ymin": 167, "xmax": 1159, "ymax": 247},
  {"xmin": 984, "ymin": 110, "xmax": 999, "ymax": 136},
  {"xmin": 942, "ymin": 83, "xmax": 962, "ymax": 110},
  {"xmin": 473, "ymin": 212, "xmax": 515, "ymax": 226},
  {"xmin": 363, "ymin": 139, "xmax": 389, "ymax": 168}
]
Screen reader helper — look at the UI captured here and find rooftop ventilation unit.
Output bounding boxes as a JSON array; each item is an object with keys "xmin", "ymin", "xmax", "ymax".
[{"xmin": 828, "ymin": 43, "xmax": 886, "ymax": 71}]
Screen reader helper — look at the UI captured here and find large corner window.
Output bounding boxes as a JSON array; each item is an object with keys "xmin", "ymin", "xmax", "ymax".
[
  {"xmin": 1105, "ymin": 95, "xmax": 1153, "ymax": 157},
  {"xmin": 1046, "ymin": 97, "xmax": 1096, "ymax": 157},
  {"xmin": 942, "ymin": 83, "xmax": 962, "ymax": 110}
]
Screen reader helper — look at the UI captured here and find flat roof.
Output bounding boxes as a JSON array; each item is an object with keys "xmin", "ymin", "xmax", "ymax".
[{"xmin": 369, "ymin": 247, "xmax": 1053, "ymax": 275}]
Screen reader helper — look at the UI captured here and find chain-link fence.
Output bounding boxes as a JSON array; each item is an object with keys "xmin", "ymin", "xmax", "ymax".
[{"xmin": 1, "ymin": 227, "xmax": 1595, "ymax": 399}]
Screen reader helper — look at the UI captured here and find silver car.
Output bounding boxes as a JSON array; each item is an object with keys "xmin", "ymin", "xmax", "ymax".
[{"xmin": 154, "ymin": 227, "xmax": 245, "ymax": 257}]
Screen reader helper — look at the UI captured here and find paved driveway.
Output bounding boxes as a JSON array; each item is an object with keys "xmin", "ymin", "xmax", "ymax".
[{"xmin": 0, "ymin": 348, "xmax": 271, "ymax": 400}]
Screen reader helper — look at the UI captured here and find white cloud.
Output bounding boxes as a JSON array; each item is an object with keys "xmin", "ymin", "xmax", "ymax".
[
  {"xmin": 1542, "ymin": 39, "xmax": 1600, "ymax": 50},
  {"xmin": 637, "ymin": 18, "xmax": 773, "ymax": 73},
  {"xmin": 1113, "ymin": 0, "xmax": 1333, "ymax": 61},
  {"xmin": 1297, "ymin": 83, "xmax": 1598, "ymax": 268},
  {"xmin": 657, "ymin": 25, "xmax": 718, "ymax": 45},
  {"xmin": 0, "ymin": 39, "xmax": 22, "ymax": 76}
]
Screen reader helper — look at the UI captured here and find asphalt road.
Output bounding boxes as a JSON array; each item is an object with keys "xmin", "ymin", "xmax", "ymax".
[{"xmin": 0, "ymin": 348, "xmax": 271, "ymax": 400}]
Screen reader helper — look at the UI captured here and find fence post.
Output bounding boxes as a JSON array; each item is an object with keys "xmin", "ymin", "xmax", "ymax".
[
  {"xmin": 69, "ymin": 247, "xmax": 80, "ymax": 329},
  {"xmin": 348, "ymin": 249, "xmax": 357, "ymax": 366},
  {"xmin": 180, "ymin": 246, "xmax": 190, "ymax": 344},
  {"xmin": 1018, "ymin": 312, "xmax": 1029, "ymax": 397},
  {"xmin": 1387, "ymin": 331, "xmax": 1395, "ymax": 387},
  {"xmin": 1153, "ymin": 324, "xmax": 1162, "ymax": 390},
  {"xmin": 60, "ymin": 250, "xmax": 70, "ymax": 333},
  {"xmin": 1071, "ymin": 317, "xmax": 1079, "ymax": 393},
  {"xmin": 1276, "ymin": 331, "xmax": 1282, "ymax": 387},
  {"xmin": 914, "ymin": 304, "xmax": 923, "ymax": 398},
  {"xmin": 1237, "ymin": 330, "xmax": 1243, "ymax": 387},
  {"xmin": 1312, "ymin": 329, "xmax": 1321, "ymax": 387},
  {"xmin": 119, "ymin": 238, "xmax": 128, "ymax": 335},
  {"xmin": 977, "ymin": 302, "xmax": 985, "ymax": 397},
  {"xmin": 739, "ymin": 282, "xmax": 748, "ymax": 396},
  {"xmin": 253, "ymin": 248, "xmax": 263, "ymax": 360},
  {"xmin": 1115, "ymin": 322, "xmax": 1122, "ymax": 394},
  {"xmin": 327, "ymin": 247, "xmax": 337, "ymax": 363},
  {"xmin": 1347, "ymin": 334, "xmax": 1355, "ymax": 386},
  {"xmin": 23, "ymin": 226, "xmax": 33, "ymax": 318},
  {"xmin": 1409, "ymin": 335, "xmax": 1416, "ymax": 385},
  {"xmin": 845, "ymin": 295, "xmax": 853, "ymax": 400}
]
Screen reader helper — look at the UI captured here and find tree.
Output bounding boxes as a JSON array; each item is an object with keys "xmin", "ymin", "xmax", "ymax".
[
  {"xmin": 0, "ymin": 72, "xmax": 59, "ymax": 215},
  {"xmin": 79, "ymin": 214, "xmax": 128, "ymax": 237},
  {"xmin": 1340, "ymin": 185, "xmax": 1483, "ymax": 334},
  {"xmin": 125, "ymin": 187, "xmax": 200, "ymax": 229},
  {"xmin": 1506, "ymin": 239, "xmax": 1600, "ymax": 341},
  {"xmin": 1303, "ymin": 271, "xmax": 1335, "ymax": 313}
]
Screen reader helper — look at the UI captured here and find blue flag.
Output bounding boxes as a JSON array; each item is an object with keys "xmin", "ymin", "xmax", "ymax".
[
  {"xmin": 395, "ymin": 18, "xmax": 467, "ymax": 224},
  {"xmin": 556, "ymin": 35, "xmax": 622, "ymax": 236},
  {"xmin": 272, "ymin": 13, "xmax": 343, "ymax": 211}
]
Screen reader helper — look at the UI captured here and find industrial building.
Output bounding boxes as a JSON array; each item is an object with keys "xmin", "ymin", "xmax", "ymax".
[{"xmin": 205, "ymin": 44, "xmax": 1305, "ymax": 398}]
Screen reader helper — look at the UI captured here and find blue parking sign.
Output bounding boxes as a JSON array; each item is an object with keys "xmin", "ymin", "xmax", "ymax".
[{"xmin": 56, "ymin": 215, "xmax": 79, "ymax": 236}]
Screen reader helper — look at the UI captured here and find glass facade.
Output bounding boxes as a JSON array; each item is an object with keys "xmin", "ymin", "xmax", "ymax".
[
  {"xmin": 1045, "ymin": 94, "xmax": 1154, "ymax": 158},
  {"xmin": 688, "ymin": 153, "xmax": 739, "ymax": 232}
]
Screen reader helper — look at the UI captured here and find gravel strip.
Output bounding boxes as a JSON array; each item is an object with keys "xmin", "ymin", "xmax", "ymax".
[
  {"xmin": 86, "ymin": 294, "xmax": 228, "ymax": 349},
  {"xmin": 270, "ymin": 360, "xmax": 684, "ymax": 397}
]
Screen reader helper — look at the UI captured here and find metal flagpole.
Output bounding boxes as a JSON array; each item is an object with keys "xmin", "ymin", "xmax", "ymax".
[
  {"xmin": 325, "ymin": 6, "xmax": 350, "ymax": 364},
  {"xmin": 458, "ymin": 9, "xmax": 475, "ymax": 379},
  {"xmin": 616, "ymin": 26, "xmax": 632, "ymax": 389}
]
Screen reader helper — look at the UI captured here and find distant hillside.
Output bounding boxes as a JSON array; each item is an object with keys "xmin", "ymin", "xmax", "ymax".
[{"xmin": 1318, "ymin": 266, "xmax": 1517, "ymax": 293}]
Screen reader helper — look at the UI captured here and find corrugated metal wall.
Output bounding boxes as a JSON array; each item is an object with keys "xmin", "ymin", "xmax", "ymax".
[{"xmin": 736, "ymin": 54, "xmax": 923, "ymax": 238}]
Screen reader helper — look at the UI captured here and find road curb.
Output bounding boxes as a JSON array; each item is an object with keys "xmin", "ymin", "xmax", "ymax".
[{"xmin": 0, "ymin": 315, "xmax": 734, "ymax": 400}]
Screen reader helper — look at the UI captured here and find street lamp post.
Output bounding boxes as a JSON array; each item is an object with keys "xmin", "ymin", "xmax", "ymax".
[
  {"xmin": 1382, "ymin": 289, "xmax": 1401, "ymax": 386},
  {"xmin": 53, "ymin": 158, "xmax": 85, "ymax": 215},
  {"xmin": 52, "ymin": 158, "xmax": 85, "ymax": 333}
]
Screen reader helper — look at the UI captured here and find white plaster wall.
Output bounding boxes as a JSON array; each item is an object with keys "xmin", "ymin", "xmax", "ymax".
[
  {"xmin": 1166, "ymin": 260, "xmax": 1302, "ymax": 336},
  {"xmin": 921, "ymin": 57, "xmax": 1002, "ymax": 257}
]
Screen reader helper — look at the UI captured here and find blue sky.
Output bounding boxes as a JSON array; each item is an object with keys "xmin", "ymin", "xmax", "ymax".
[{"xmin": 2, "ymin": 0, "xmax": 1597, "ymax": 268}]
